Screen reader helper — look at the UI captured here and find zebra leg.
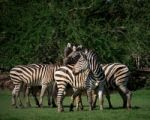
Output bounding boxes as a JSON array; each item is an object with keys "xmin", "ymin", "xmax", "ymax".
[
  {"xmin": 47, "ymin": 86, "xmax": 52, "ymax": 107},
  {"xmin": 119, "ymin": 85, "xmax": 132, "ymax": 109},
  {"xmin": 70, "ymin": 95, "xmax": 75, "ymax": 111},
  {"xmin": 87, "ymin": 90, "xmax": 93, "ymax": 111},
  {"xmin": 39, "ymin": 84, "xmax": 48, "ymax": 107},
  {"xmin": 79, "ymin": 94, "xmax": 84, "ymax": 110},
  {"xmin": 31, "ymin": 87, "xmax": 40, "ymax": 107},
  {"xmin": 98, "ymin": 89, "xmax": 104, "ymax": 110},
  {"xmin": 57, "ymin": 88, "xmax": 65, "ymax": 112},
  {"xmin": 117, "ymin": 87, "xmax": 127, "ymax": 108},
  {"xmin": 26, "ymin": 86, "xmax": 31, "ymax": 107},
  {"xmin": 16, "ymin": 84, "xmax": 24, "ymax": 108},
  {"xmin": 75, "ymin": 95, "xmax": 80, "ymax": 111},
  {"xmin": 69, "ymin": 89, "xmax": 81, "ymax": 111},
  {"xmin": 52, "ymin": 97, "xmax": 57, "ymax": 108},
  {"xmin": 105, "ymin": 86, "xmax": 113, "ymax": 109},
  {"xmin": 92, "ymin": 89, "xmax": 98, "ymax": 109},
  {"xmin": 12, "ymin": 86, "xmax": 17, "ymax": 108},
  {"xmin": 127, "ymin": 91, "xmax": 132, "ymax": 109},
  {"xmin": 75, "ymin": 94, "xmax": 83, "ymax": 111},
  {"xmin": 51, "ymin": 82, "xmax": 57, "ymax": 107},
  {"xmin": 12, "ymin": 84, "xmax": 24, "ymax": 108},
  {"xmin": 18, "ymin": 95, "xmax": 24, "ymax": 108}
]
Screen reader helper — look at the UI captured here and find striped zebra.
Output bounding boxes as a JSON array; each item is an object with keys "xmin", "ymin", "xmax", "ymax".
[
  {"xmin": 64, "ymin": 43, "xmax": 132, "ymax": 109},
  {"xmin": 10, "ymin": 64, "xmax": 60, "ymax": 108},
  {"xmin": 102, "ymin": 63, "xmax": 131, "ymax": 108},
  {"xmin": 55, "ymin": 48, "xmax": 111, "ymax": 112},
  {"xmin": 54, "ymin": 64, "xmax": 90, "ymax": 112},
  {"xmin": 74, "ymin": 63, "xmax": 132, "ymax": 110}
]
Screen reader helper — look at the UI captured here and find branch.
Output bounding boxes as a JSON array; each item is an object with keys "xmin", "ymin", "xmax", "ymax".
[{"xmin": 69, "ymin": 4, "xmax": 93, "ymax": 12}]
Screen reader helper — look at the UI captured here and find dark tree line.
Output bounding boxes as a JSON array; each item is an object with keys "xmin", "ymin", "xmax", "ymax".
[{"xmin": 0, "ymin": 0, "xmax": 150, "ymax": 71}]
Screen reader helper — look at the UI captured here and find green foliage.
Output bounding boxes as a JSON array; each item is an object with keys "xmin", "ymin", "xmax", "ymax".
[{"xmin": 0, "ymin": 0, "xmax": 150, "ymax": 69}]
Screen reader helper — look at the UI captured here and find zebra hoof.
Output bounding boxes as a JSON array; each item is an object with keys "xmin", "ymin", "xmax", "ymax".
[
  {"xmin": 52, "ymin": 104, "xmax": 57, "ymax": 108},
  {"xmin": 89, "ymin": 107, "xmax": 93, "ymax": 111},
  {"xmin": 92, "ymin": 105, "xmax": 96, "ymax": 109},
  {"xmin": 109, "ymin": 106, "xmax": 113, "ymax": 109},
  {"xmin": 15, "ymin": 106, "xmax": 18, "ymax": 108},
  {"xmin": 69, "ymin": 104, "xmax": 74, "ymax": 111},
  {"xmin": 35, "ymin": 102, "xmax": 40, "ymax": 107},
  {"xmin": 39, "ymin": 104, "xmax": 43, "ymax": 108},
  {"xmin": 48, "ymin": 104, "xmax": 51, "ymax": 108},
  {"xmin": 69, "ymin": 108, "xmax": 74, "ymax": 112},
  {"xmin": 99, "ymin": 107, "xmax": 103, "ymax": 110},
  {"xmin": 11, "ymin": 103, "xmax": 15, "ymax": 106},
  {"xmin": 127, "ymin": 106, "xmax": 131, "ymax": 110},
  {"xmin": 37, "ymin": 104, "xmax": 40, "ymax": 108},
  {"xmin": 19, "ymin": 105, "xmax": 24, "ymax": 109},
  {"xmin": 80, "ymin": 107, "xmax": 84, "ymax": 111},
  {"xmin": 123, "ymin": 104, "xmax": 126, "ymax": 108},
  {"xmin": 48, "ymin": 102, "xmax": 51, "ymax": 107},
  {"xmin": 35, "ymin": 100, "xmax": 40, "ymax": 106},
  {"xmin": 19, "ymin": 103, "xmax": 24, "ymax": 108},
  {"xmin": 58, "ymin": 108, "xmax": 64, "ymax": 112},
  {"xmin": 76, "ymin": 107, "xmax": 83, "ymax": 111}
]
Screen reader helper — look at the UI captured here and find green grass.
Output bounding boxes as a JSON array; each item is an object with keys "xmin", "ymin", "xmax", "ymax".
[{"xmin": 0, "ymin": 89, "xmax": 150, "ymax": 120}]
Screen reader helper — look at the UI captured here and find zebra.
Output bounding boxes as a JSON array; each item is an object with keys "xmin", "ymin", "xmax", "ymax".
[
  {"xmin": 54, "ymin": 64, "xmax": 92, "ymax": 112},
  {"xmin": 9, "ymin": 64, "xmax": 60, "ymax": 108},
  {"xmin": 74, "ymin": 63, "xmax": 132, "ymax": 110},
  {"xmin": 64, "ymin": 43, "xmax": 132, "ymax": 109},
  {"xmin": 63, "ymin": 43, "xmax": 112, "ymax": 110},
  {"xmin": 100, "ymin": 63, "xmax": 132, "ymax": 109},
  {"xmin": 55, "ymin": 49, "xmax": 111, "ymax": 112},
  {"xmin": 64, "ymin": 47, "xmax": 112, "ymax": 109}
]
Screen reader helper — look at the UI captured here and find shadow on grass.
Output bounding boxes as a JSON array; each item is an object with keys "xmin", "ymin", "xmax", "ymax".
[
  {"xmin": 14, "ymin": 105, "xmax": 140, "ymax": 111},
  {"xmin": 103, "ymin": 106, "xmax": 140, "ymax": 110}
]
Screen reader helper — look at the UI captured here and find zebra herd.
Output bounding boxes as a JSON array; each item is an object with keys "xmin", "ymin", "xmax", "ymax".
[{"xmin": 9, "ymin": 43, "xmax": 132, "ymax": 112}]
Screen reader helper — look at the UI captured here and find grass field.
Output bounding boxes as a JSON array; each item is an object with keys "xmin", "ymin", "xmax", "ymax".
[{"xmin": 0, "ymin": 89, "xmax": 150, "ymax": 120}]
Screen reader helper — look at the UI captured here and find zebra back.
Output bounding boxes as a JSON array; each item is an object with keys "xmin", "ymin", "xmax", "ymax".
[
  {"xmin": 54, "ymin": 64, "xmax": 90, "ymax": 89},
  {"xmin": 101, "ymin": 63, "xmax": 130, "ymax": 88},
  {"xmin": 10, "ymin": 64, "xmax": 61, "ymax": 86}
]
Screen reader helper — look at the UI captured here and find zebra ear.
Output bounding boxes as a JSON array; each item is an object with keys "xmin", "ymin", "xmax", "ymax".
[
  {"xmin": 77, "ymin": 45, "xmax": 83, "ymax": 51},
  {"xmin": 72, "ymin": 46, "xmax": 77, "ymax": 51},
  {"xmin": 77, "ymin": 45, "xmax": 82, "ymax": 49},
  {"xmin": 67, "ymin": 43, "xmax": 71, "ymax": 47},
  {"xmin": 85, "ymin": 49, "xmax": 88, "ymax": 54}
]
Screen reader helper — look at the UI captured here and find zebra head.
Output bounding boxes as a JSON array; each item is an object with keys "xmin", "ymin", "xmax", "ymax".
[
  {"xmin": 63, "ymin": 43, "xmax": 83, "ymax": 65},
  {"xmin": 72, "ymin": 52, "xmax": 89, "ymax": 74}
]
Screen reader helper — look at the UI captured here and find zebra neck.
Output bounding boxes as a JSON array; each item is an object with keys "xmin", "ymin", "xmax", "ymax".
[{"xmin": 66, "ymin": 65, "xmax": 74, "ymax": 69}]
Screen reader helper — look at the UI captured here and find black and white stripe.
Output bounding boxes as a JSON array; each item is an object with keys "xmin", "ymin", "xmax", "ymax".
[
  {"xmin": 101, "ymin": 63, "xmax": 132, "ymax": 108},
  {"xmin": 10, "ymin": 64, "xmax": 60, "ymax": 108},
  {"xmin": 65, "ymin": 49, "xmax": 110, "ymax": 110},
  {"xmin": 55, "ymin": 48, "xmax": 111, "ymax": 111},
  {"xmin": 73, "ymin": 59, "xmax": 132, "ymax": 109},
  {"xmin": 54, "ymin": 64, "xmax": 90, "ymax": 112}
]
